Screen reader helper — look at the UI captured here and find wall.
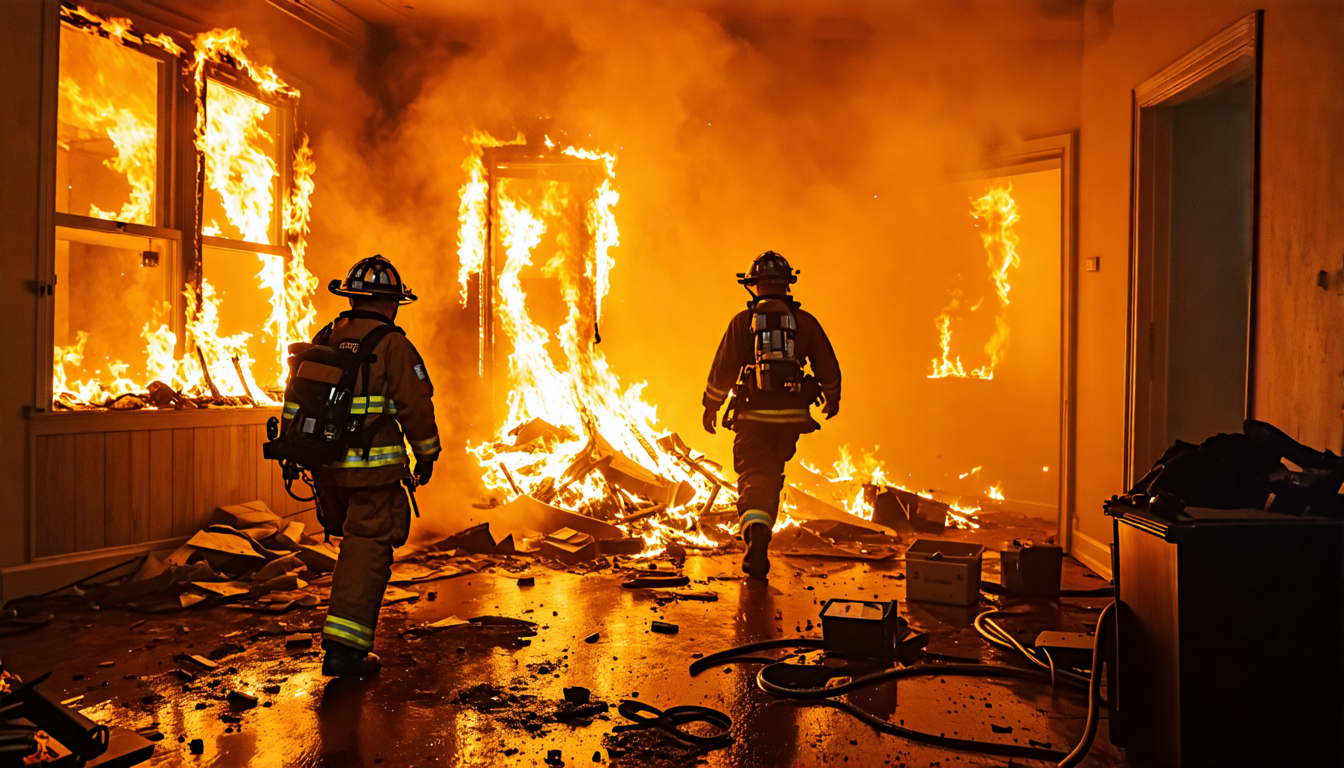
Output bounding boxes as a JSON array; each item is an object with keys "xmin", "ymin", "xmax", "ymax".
[
  {"xmin": 1074, "ymin": 0, "xmax": 1344, "ymax": 572},
  {"xmin": 0, "ymin": 0, "xmax": 50, "ymax": 600}
]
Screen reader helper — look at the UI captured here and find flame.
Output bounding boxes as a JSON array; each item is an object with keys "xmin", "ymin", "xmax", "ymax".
[
  {"xmin": 57, "ymin": 21, "xmax": 157, "ymax": 225},
  {"xmin": 803, "ymin": 446, "xmax": 986, "ymax": 530},
  {"xmin": 202, "ymin": 79, "xmax": 277, "ymax": 244},
  {"xmin": 800, "ymin": 445, "xmax": 891, "ymax": 522},
  {"xmin": 53, "ymin": 25, "xmax": 315, "ymax": 408},
  {"xmin": 988, "ymin": 484, "xmax": 1004, "ymax": 501},
  {"xmin": 928, "ymin": 185, "xmax": 1021, "ymax": 380},
  {"xmin": 460, "ymin": 133, "xmax": 735, "ymax": 553}
]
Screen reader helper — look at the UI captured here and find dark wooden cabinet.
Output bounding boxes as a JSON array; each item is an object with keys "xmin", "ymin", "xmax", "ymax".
[{"xmin": 1111, "ymin": 506, "xmax": 1344, "ymax": 767}]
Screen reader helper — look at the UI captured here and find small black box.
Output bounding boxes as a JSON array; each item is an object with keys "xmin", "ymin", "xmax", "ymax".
[{"xmin": 819, "ymin": 599, "xmax": 900, "ymax": 662}]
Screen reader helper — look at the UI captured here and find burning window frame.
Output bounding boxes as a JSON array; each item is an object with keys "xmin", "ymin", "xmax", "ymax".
[{"xmin": 42, "ymin": 2, "xmax": 316, "ymax": 413}]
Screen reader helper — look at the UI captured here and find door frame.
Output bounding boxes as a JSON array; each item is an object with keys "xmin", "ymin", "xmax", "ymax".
[
  {"xmin": 1125, "ymin": 12, "xmax": 1262, "ymax": 486},
  {"xmin": 982, "ymin": 133, "xmax": 1079, "ymax": 554}
]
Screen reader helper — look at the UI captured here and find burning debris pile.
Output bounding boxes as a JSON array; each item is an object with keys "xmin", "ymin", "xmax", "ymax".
[
  {"xmin": 52, "ymin": 6, "xmax": 316, "ymax": 411},
  {"xmin": 453, "ymin": 133, "xmax": 987, "ymax": 559},
  {"xmin": 456, "ymin": 133, "xmax": 748, "ymax": 556}
]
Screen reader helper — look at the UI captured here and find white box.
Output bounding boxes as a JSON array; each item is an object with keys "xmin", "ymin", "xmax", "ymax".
[{"xmin": 905, "ymin": 539, "xmax": 985, "ymax": 606}]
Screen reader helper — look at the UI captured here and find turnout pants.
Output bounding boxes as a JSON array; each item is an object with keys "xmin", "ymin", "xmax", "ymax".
[
  {"xmin": 315, "ymin": 478, "xmax": 411, "ymax": 653},
  {"xmin": 733, "ymin": 422, "xmax": 805, "ymax": 534}
]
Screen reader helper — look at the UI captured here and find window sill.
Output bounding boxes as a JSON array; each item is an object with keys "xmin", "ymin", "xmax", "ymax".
[{"xmin": 28, "ymin": 405, "xmax": 279, "ymax": 435}]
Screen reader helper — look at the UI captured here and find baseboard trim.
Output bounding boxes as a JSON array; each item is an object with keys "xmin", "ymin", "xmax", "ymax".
[
  {"xmin": 1, "ymin": 538, "xmax": 186, "ymax": 605},
  {"xmin": 1072, "ymin": 529, "xmax": 1113, "ymax": 580}
]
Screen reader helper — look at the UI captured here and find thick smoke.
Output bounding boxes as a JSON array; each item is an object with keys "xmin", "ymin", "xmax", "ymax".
[{"xmin": 294, "ymin": 0, "xmax": 1083, "ymax": 539}]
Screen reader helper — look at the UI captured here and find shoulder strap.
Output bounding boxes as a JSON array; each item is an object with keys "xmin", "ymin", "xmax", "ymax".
[
  {"xmin": 348, "ymin": 323, "xmax": 406, "ymax": 461},
  {"xmin": 313, "ymin": 321, "xmax": 334, "ymax": 345}
]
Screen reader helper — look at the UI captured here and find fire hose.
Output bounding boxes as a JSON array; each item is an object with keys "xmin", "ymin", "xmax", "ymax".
[{"xmin": 690, "ymin": 601, "xmax": 1114, "ymax": 767}]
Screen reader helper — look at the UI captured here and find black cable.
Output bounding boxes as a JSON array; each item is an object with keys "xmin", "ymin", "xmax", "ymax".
[
  {"xmin": 29, "ymin": 557, "xmax": 144, "ymax": 599},
  {"xmin": 688, "ymin": 637, "xmax": 823, "ymax": 676},
  {"xmin": 693, "ymin": 603, "xmax": 1115, "ymax": 768}
]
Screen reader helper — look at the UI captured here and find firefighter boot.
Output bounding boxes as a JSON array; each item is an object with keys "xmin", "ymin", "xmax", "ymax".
[
  {"xmin": 741, "ymin": 521, "xmax": 772, "ymax": 580},
  {"xmin": 321, "ymin": 640, "xmax": 382, "ymax": 678}
]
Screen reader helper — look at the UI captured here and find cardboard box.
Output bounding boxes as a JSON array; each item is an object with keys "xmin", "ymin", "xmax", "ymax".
[{"xmin": 905, "ymin": 539, "xmax": 985, "ymax": 605}]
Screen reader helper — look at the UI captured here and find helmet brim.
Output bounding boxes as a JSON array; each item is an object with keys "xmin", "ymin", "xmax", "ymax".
[{"xmin": 328, "ymin": 279, "xmax": 418, "ymax": 304}]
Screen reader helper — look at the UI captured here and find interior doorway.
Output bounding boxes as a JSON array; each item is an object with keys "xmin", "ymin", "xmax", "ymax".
[{"xmin": 1127, "ymin": 13, "xmax": 1261, "ymax": 484}]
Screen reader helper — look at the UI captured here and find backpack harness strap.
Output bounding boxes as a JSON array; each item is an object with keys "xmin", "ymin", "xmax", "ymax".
[{"xmin": 345, "ymin": 321, "xmax": 404, "ymax": 462}]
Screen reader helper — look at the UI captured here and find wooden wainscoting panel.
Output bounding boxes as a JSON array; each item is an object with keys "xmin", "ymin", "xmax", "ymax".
[
  {"xmin": 73, "ymin": 433, "xmax": 106, "ymax": 552},
  {"xmin": 191, "ymin": 427, "xmax": 216, "ymax": 533},
  {"xmin": 104, "ymin": 432, "xmax": 133, "ymax": 548},
  {"xmin": 129, "ymin": 431, "xmax": 151, "ymax": 544},
  {"xmin": 147, "ymin": 430, "xmax": 173, "ymax": 541},
  {"xmin": 35, "ymin": 435, "xmax": 76, "ymax": 557},
  {"xmin": 31, "ymin": 411, "xmax": 287, "ymax": 560},
  {"xmin": 171, "ymin": 428, "xmax": 195, "ymax": 537}
]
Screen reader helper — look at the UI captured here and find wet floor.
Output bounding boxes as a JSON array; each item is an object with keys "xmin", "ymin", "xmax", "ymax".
[{"xmin": 3, "ymin": 518, "xmax": 1127, "ymax": 767}]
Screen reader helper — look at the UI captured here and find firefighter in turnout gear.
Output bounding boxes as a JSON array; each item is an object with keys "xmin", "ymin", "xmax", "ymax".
[
  {"xmin": 294, "ymin": 255, "xmax": 441, "ymax": 677},
  {"xmin": 702, "ymin": 251, "xmax": 841, "ymax": 579}
]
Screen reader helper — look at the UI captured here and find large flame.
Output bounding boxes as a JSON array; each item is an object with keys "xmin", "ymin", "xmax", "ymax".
[
  {"xmin": 56, "ymin": 21, "xmax": 158, "ymax": 225},
  {"xmin": 52, "ymin": 16, "xmax": 315, "ymax": 409},
  {"xmin": 929, "ymin": 185, "xmax": 1021, "ymax": 380},
  {"xmin": 460, "ymin": 133, "xmax": 730, "ymax": 553}
]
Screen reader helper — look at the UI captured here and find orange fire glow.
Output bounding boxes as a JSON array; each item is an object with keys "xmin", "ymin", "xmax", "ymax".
[
  {"xmin": 52, "ymin": 16, "xmax": 315, "ymax": 410},
  {"xmin": 929, "ymin": 185, "xmax": 1021, "ymax": 380},
  {"xmin": 458, "ymin": 133, "xmax": 732, "ymax": 553}
]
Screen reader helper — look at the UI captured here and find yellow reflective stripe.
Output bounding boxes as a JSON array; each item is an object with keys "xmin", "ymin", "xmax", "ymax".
[
  {"xmin": 705, "ymin": 383, "xmax": 729, "ymax": 400},
  {"xmin": 323, "ymin": 627, "xmax": 374, "ymax": 650},
  {"xmin": 324, "ymin": 615, "xmax": 374, "ymax": 640},
  {"xmin": 735, "ymin": 411, "xmax": 813, "ymax": 423},
  {"xmin": 329, "ymin": 445, "xmax": 408, "ymax": 468},
  {"xmin": 349, "ymin": 396, "xmax": 397, "ymax": 416},
  {"xmin": 282, "ymin": 401, "xmax": 299, "ymax": 420},
  {"xmin": 410, "ymin": 434, "xmax": 440, "ymax": 455},
  {"xmin": 740, "ymin": 409, "xmax": 810, "ymax": 415},
  {"xmin": 740, "ymin": 510, "xmax": 773, "ymax": 530}
]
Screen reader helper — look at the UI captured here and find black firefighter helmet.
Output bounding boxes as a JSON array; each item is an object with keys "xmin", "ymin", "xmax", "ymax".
[
  {"xmin": 328, "ymin": 254, "xmax": 418, "ymax": 305},
  {"xmin": 736, "ymin": 250, "xmax": 799, "ymax": 287}
]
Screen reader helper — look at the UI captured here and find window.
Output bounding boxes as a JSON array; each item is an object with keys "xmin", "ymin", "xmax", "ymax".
[
  {"xmin": 55, "ymin": 23, "xmax": 164, "ymax": 226},
  {"xmin": 52, "ymin": 16, "xmax": 182, "ymax": 408},
  {"xmin": 47, "ymin": 9, "xmax": 314, "ymax": 410}
]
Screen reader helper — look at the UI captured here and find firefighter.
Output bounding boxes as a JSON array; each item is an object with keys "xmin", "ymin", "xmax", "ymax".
[
  {"xmin": 306, "ymin": 255, "xmax": 440, "ymax": 677},
  {"xmin": 702, "ymin": 251, "xmax": 841, "ymax": 579}
]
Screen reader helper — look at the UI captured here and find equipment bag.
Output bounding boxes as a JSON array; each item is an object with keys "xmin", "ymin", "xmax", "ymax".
[{"xmin": 263, "ymin": 319, "xmax": 402, "ymax": 492}]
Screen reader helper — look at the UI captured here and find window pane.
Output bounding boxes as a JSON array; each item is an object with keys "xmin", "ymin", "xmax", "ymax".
[
  {"xmin": 53, "ymin": 229, "xmax": 178, "ymax": 406},
  {"xmin": 202, "ymin": 245, "xmax": 285, "ymax": 395},
  {"xmin": 202, "ymin": 79, "xmax": 281, "ymax": 245},
  {"xmin": 56, "ymin": 25, "xmax": 160, "ymax": 226}
]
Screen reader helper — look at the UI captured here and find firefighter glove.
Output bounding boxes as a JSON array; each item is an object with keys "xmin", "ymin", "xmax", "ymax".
[
  {"xmin": 822, "ymin": 396, "xmax": 840, "ymax": 420},
  {"xmin": 414, "ymin": 458, "xmax": 435, "ymax": 487},
  {"xmin": 702, "ymin": 407, "xmax": 718, "ymax": 435}
]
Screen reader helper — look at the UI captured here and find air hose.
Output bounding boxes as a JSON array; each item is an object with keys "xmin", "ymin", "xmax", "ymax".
[{"xmin": 691, "ymin": 602, "xmax": 1116, "ymax": 768}]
